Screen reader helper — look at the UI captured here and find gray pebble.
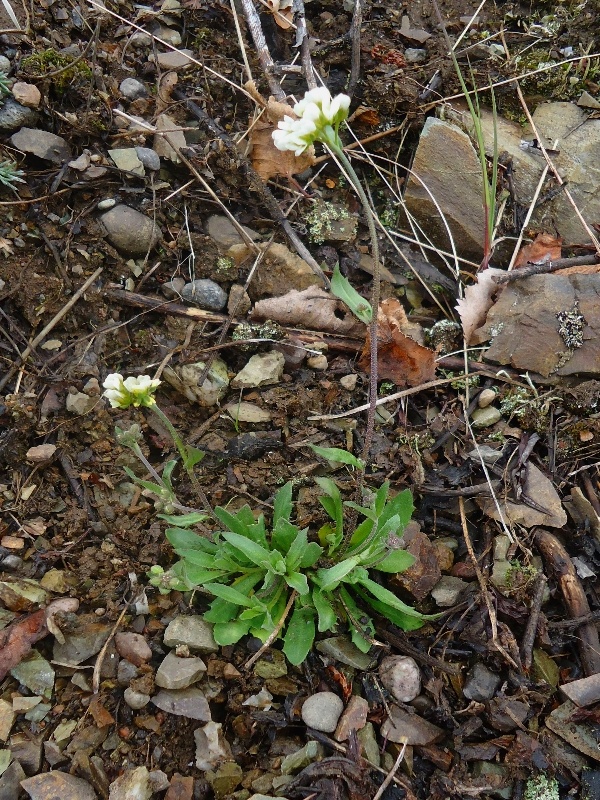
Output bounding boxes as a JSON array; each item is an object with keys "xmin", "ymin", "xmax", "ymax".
[
  {"xmin": 10, "ymin": 126, "xmax": 69, "ymax": 162},
  {"xmin": 463, "ymin": 663, "xmax": 500, "ymax": 702},
  {"xmin": 405, "ymin": 48, "xmax": 427, "ymax": 63},
  {"xmin": 301, "ymin": 692, "xmax": 344, "ymax": 733},
  {"xmin": 124, "ymin": 687, "xmax": 151, "ymax": 709},
  {"xmin": 0, "ymin": 56, "xmax": 11, "ymax": 72},
  {"xmin": 135, "ymin": 146, "xmax": 160, "ymax": 171},
  {"xmin": 97, "ymin": 198, "xmax": 116, "ymax": 211},
  {"xmin": 119, "ymin": 77, "xmax": 148, "ymax": 100},
  {"xmin": 0, "ymin": 99, "xmax": 38, "ymax": 132},
  {"xmin": 99, "ymin": 204, "xmax": 161, "ymax": 256},
  {"xmin": 379, "ymin": 655, "xmax": 421, "ymax": 703},
  {"xmin": 181, "ymin": 279, "xmax": 228, "ymax": 311},
  {"xmin": 471, "ymin": 406, "xmax": 502, "ymax": 428},
  {"xmin": 161, "ymin": 277, "xmax": 185, "ymax": 299}
]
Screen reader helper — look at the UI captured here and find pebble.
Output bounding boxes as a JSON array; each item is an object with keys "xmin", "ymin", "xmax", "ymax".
[
  {"xmin": 21, "ymin": 772, "xmax": 97, "ymax": 800},
  {"xmin": 109, "ymin": 147, "xmax": 145, "ymax": 176},
  {"xmin": 163, "ymin": 616, "xmax": 218, "ymax": 653},
  {"xmin": 156, "ymin": 651, "xmax": 207, "ymax": 690},
  {"xmin": 463, "ymin": 663, "xmax": 501, "ymax": 702},
  {"xmin": 357, "ymin": 723, "xmax": 380, "ymax": 767},
  {"xmin": 379, "ymin": 655, "xmax": 421, "ymax": 703},
  {"xmin": 11, "ymin": 127, "xmax": 70, "ymax": 163},
  {"xmin": 281, "ymin": 741, "xmax": 324, "ymax": 775},
  {"xmin": 99, "ymin": 204, "xmax": 161, "ymax": 256},
  {"xmin": 65, "ymin": 390, "xmax": 96, "ymax": 415},
  {"xmin": 315, "ymin": 636, "xmax": 375, "ymax": 670},
  {"xmin": 151, "ymin": 23, "xmax": 182, "ymax": 46},
  {"xmin": 0, "ymin": 698, "xmax": 15, "ymax": 741},
  {"xmin": 124, "ymin": 687, "xmax": 151, "ymax": 710},
  {"xmin": 108, "ymin": 767, "xmax": 152, "ymax": 800},
  {"xmin": 11, "ymin": 82, "xmax": 41, "ymax": 109},
  {"xmin": 119, "ymin": 77, "xmax": 148, "ymax": 100},
  {"xmin": 471, "ymin": 406, "xmax": 502, "ymax": 428},
  {"xmin": 156, "ymin": 49, "xmax": 194, "ymax": 70},
  {"xmin": 231, "ymin": 351, "xmax": 285, "ymax": 389},
  {"xmin": 430, "ymin": 575, "xmax": 469, "ymax": 607},
  {"xmin": 301, "ymin": 691, "xmax": 344, "ymax": 733},
  {"xmin": 135, "ymin": 146, "xmax": 161, "ymax": 171},
  {"xmin": 206, "ymin": 762, "xmax": 243, "ymax": 798},
  {"xmin": 53, "ymin": 616, "xmax": 111, "ymax": 665},
  {"xmin": 152, "ymin": 687, "xmax": 211, "ymax": 720},
  {"xmin": 487, "ymin": 697, "xmax": 529, "ymax": 731},
  {"xmin": 477, "ymin": 388, "xmax": 497, "ymax": 408},
  {"xmin": 227, "ymin": 283, "xmax": 251, "ymax": 315},
  {"xmin": 334, "ymin": 695, "xmax": 369, "ymax": 741},
  {"xmin": 181, "ymin": 279, "xmax": 228, "ymax": 311},
  {"xmin": 26, "ymin": 444, "xmax": 56, "ymax": 463},
  {"xmin": 161, "ymin": 277, "xmax": 185, "ymax": 299},
  {"xmin": 307, "ymin": 354, "xmax": 328, "ymax": 370},
  {"xmin": 381, "ymin": 704, "xmax": 444, "ymax": 745},
  {"xmin": 117, "ymin": 658, "xmax": 140, "ymax": 687},
  {"xmin": 340, "ymin": 374, "xmax": 358, "ymax": 390},
  {"xmin": 114, "ymin": 632, "xmax": 152, "ymax": 666},
  {"xmin": 206, "ymin": 214, "xmax": 260, "ymax": 248},
  {"xmin": 0, "ymin": 100, "xmax": 38, "ymax": 132},
  {"xmin": 194, "ymin": 720, "xmax": 232, "ymax": 770},
  {"xmin": 97, "ymin": 198, "xmax": 116, "ymax": 210},
  {"xmin": 404, "ymin": 47, "xmax": 427, "ymax": 63},
  {"xmin": 166, "ymin": 774, "xmax": 194, "ymax": 800},
  {"xmin": 0, "ymin": 55, "xmax": 10, "ymax": 72}
]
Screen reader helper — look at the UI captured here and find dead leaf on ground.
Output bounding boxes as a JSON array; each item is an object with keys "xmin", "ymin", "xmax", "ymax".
[
  {"xmin": 251, "ymin": 287, "xmax": 365, "ymax": 336},
  {"xmin": 348, "ymin": 106, "xmax": 381, "ymax": 127},
  {"xmin": 358, "ymin": 298, "xmax": 436, "ymax": 387},
  {"xmin": 156, "ymin": 71, "xmax": 178, "ymax": 115},
  {"xmin": 264, "ymin": 0, "xmax": 293, "ymax": 28},
  {"xmin": 456, "ymin": 268, "xmax": 505, "ymax": 344},
  {"xmin": 249, "ymin": 98, "xmax": 316, "ymax": 181},
  {"xmin": 514, "ymin": 233, "xmax": 562, "ymax": 268}
]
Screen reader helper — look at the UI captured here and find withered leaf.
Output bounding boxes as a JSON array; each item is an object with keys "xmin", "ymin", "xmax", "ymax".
[
  {"xmin": 514, "ymin": 232, "xmax": 562, "ymax": 268},
  {"xmin": 249, "ymin": 98, "xmax": 315, "ymax": 180},
  {"xmin": 456, "ymin": 268, "xmax": 505, "ymax": 344},
  {"xmin": 251, "ymin": 287, "xmax": 365, "ymax": 336}
]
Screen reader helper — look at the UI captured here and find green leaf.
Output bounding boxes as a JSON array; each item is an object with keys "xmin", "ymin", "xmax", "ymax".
[
  {"xmin": 312, "ymin": 588, "xmax": 337, "ymax": 632},
  {"xmin": 214, "ymin": 505, "xmax": 268, "ymax": 547},
  {"xmin": 339, "ymin": 586, "xmax": 374, "ymax": 652},
  {"xmin": 204, "ymin": 597, "xmax": 239, "ymax": 624},
  {"xmin": 315, "ymin": 557, "xmax": 360, "ymax": 592},
  {"xmin": 285, "ymin": 571, "xmax": 310, "ymax": 595},
  {"xmin": 183, "ymin": 445, "xmax": 205, "ymax": 471},
  {"xmin": 375, "ymin": 549, "xmax": 416, "ymax": 573},
  {"xmin": 162, "ymin": 459, "xmax": 178, "ymax": 488},
  {"xmin": 272, "ymin": 518, "xmax": 300, "ymax": 555},
  {"xmin": 360, "ymin": 593, "xmax": 427, "ymax": 631},
  {"xmin": 159, "ymin": 512, "xmax": 208, "ymax": 527},
  {"xmin": 213, "ymin": 619, "xmax": 252, "ymax": 645},
  {"xmin": 310, "ymin": 445, "xmax": 364, "ymax": 470},
  {"xmin": 285, "ymin": 527, "xmax": 309, "ymax": 572},
  {"xmin": 180, "ymin": 564, "xmax": 228, "ymax": 586},
  {"xmin": 358, "ymin": 577, "xmax": 433, "ymax": 620},
  {"xmin": 283, "ymin": 606, "xmax": 315, "ymax": 665},
  {"xmin": 203, "ymin": 583, "xmax": 255, "ymax": 607},
  {"xmin": 299, "ymin": 542, "xmax": 323, "ymax": 569},
  {"xmin": 220, "ymin": 531, "xmax": 274, "ymax": 568},
  {"xmin": 314, "ymin": 477, "xmax": 343, "ymax": 546},
  {"xmin": 175, "ymin": 549, "xmax": 221, "ymax": 568},
  {"xmin": 273, "ymin": 482, "xmax": 293, "ymax": 526},
  {"xmin": 331, "ymin": 263, "xmax": 373, "ymax": 324},
  {"xmin": 166, "ymin": 528, "xmax": 217, "ymax": 554}
]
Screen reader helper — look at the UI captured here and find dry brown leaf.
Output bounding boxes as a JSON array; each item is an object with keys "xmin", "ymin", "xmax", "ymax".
[
  {"xmin": 348, "ymin": 106, "xmax": 381, "ymax": 127},
  {"xmin": 556, "ymin": 263, "xmax": 600, "ymax": 276},
  {"xmin": 156, "ymin": 71, "xmax": 178, "ymax": 115},
  {"xmin": 514, "ymin": 233, "xmax": 562, "ymax": 268},
  {"xmin": 358, "ymin": 298, "xmax": 436, "ymax": 387},
  {"xmin": 264, "ymin": 0, "xmax": 293, "ymax": 28},
  {"xmin": 251, "ymin": 287, "xmax": 365, "ymax": 336},
  {"xmin": 0, "ymin": 608, "xmax": 47, "ymax": 681},
  {"xmin": 249, "ymin": 98, "xmax": 316, "ymax": 180},
  {"xmin": 89, "ymin": 695, "xmax": 116, "ymax": 726},
  {"xmin": 456, "ymin": 268, "xmax": 505, "ymax": 344}
]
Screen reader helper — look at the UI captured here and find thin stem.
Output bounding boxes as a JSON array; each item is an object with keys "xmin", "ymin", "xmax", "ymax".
[{"xmin": 332, "ymin": 146, "xmax": 380, "ymax": 468}]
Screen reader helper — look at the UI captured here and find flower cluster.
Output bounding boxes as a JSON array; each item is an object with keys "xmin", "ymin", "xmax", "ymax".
[
  {"xmin": 103, "ymin": 373, "xmax": 161, "ymax": 409},
  {"xmin": 272, "ymin": 87, "xmax": 350, "ymax": 156}
]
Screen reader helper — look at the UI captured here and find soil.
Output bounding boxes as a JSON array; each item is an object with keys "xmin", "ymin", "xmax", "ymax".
[{"xmin": 1, "ymin": 0, "xmax": 600, "ymax": 798}]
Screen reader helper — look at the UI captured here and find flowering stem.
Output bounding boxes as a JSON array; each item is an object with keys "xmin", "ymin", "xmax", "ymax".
[{"xmin": 330, "ymin": 144, "xmax": 380, "ymax": 467}]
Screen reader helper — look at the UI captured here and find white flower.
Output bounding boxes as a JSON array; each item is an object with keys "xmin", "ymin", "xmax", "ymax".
[
  {"xmin": 272, "ymin": 87, "xmax": 350, "ymax": 155},
  {"xmin": 103, "ymin": 373, "xmax": 161, "ymax": 409}
]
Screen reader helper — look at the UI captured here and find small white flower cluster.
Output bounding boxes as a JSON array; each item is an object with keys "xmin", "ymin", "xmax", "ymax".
[
  {"xmin": 272, "ymin": 86, "xmax": 350, "ymax": 156},
  {"xmin": 103, "ymin": 373, "xmax": 161, "ymax": 409}
]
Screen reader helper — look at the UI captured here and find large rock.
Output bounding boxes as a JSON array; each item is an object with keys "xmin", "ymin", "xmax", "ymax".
[
  {"xmin": 21, "ymin": 772, "xmax": 97, "ymax": 800},
  {"xmin": 10, "ymin": 126, "xmax": 69, "ymax": 162},
  {"xmin": 99, "ymin": 205, "xmax": 161, "ymax": 255}
]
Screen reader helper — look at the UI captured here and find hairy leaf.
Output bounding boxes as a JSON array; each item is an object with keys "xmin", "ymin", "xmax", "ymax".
[{"xmin": 283, "ymin": 606, "xmax": 316, "ymax": 665}]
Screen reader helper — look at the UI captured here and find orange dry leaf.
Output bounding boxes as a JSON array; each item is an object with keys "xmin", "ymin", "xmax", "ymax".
[
  {"xmin": 514, "ymin": 233, "xmax": 562, "ymax": 268},
  {"xmin": 358, "ymin": 298, "xmax": 436, "ymax": 387},
  {"xmin": 249, "ymin": 98, "xmax": 315, "ymax": 181}
]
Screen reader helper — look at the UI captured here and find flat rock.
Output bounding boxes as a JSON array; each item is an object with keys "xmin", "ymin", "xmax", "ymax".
[
  {"xmin": 474, "ymin": 274, "xmax": 600, "ymax": 379},
  {"xmin": 381, "ymin": 704, "xmax": 444, "ymax": 745},
  {"xmin": 463, "ymin": 663, "xmax": 501, "ymax": 702},
  {"xmin": 0, "ymin": 101, "xmax": 38, "ymax": 132},
  {"xmin": 21, "ymin": 772, "xmax": 97, "ymax": 800},
  {"xmin": 430, "ymin": 575, "xmax": 469, "ymax": 607},
  {"xmin": 206, "ymin": 214, "xmax": 260, "ymax": 248},
  {"xmin": 0, "ymin": 698, "xmax": 14, "ymax": 741},
  {"xmin": 477, "ymin": 462, "xmax": 566, "ymax": 529},
  {"xmin": 53, "ymin": 616, "xmax": 111, "ymax": 664},
  {"xmin": 119, "ymin": 77, "xmax": 148, "ymax": 100},
  {"xmin": 99, "ymin": 205, "xmax": 161, "ymax": 256},
  {"xmin": 152, "ymin": 688, "xmax": 211, "ymax": 720},
  {"xmin": 315, "ymin": 636, "xmax": 375, "ymax": 670},
  {"xmin": 108, "ymin": 148, "xmax": 144, "ymax": 176},
  {"xmin": 165, "ymin": 774, "xmax": 194, "ymax": 800},
  {"xmin": 108, "ymin": 767, "xmax": 151, "ymax": 800},
  {"xmin": 156, "ymin": 49, "xmax": 194, "ymax": 69},
  {"xmin": 0, "ymin": 760, "xmax": 26, "ymax": 800},
  {"xmin": 334, "ymin": 695, "xmax": 369, "ymax": 741},
  {"xmin": 156, "ymin": 651, "xmax": 207, "ymax": 690},
  {"xmin": 403, "ymin": 117, "xmax": 484, "ymax": 260},
  {"xmin": 114, "ymin": 632, "xmax": 152, "ymax": 666},
  {"xmin": 194, "ymin": 720, "xmax": 232, "ymax": 770},
  {"xmin": 135, "ymin": 146, "xmax": 160, "ymax": 171},
  {"xmin": 154, "ymin": 113, "xmax": 186, "ymax": 163},
  {"xmin": 66, "ymin": 390, "xmax": 96, "ymax": 415},
  {"xmin": 281, "ymin": 741, "xmax": 324, "ymax": 775},
  {"xmin": 231, "ymin": 351, "xmax": 285, "ymax": 389},
  {"xmin": 163, "ymin": 616, "xmax": 218, "ymax": 653},
  {"xmin": 245, "ymin": 242, "xmax": 321, "ymax": 300},
  {"xmin": 10, "ymin": 126, "xmax": 69, "ymax": 162}
]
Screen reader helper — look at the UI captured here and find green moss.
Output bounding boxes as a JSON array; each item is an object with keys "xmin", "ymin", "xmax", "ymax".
[{"xmin": 21, "ymin": 49, "xmax": 92, "ymax": 95}]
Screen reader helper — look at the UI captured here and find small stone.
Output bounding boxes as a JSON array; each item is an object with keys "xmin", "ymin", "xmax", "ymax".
[
  {"xmin": 154, "ymin": 113, "xmax": 186, "ymax": 163},
  {"xmin": 334, "ymin": 695, "xmax": 369, "ymax": 741},
  {"xmin": 340, "ymin": 374, "xmax": 358, "ymax": 390},
  {"xmin": 0, "ymin": 698, "xmax": 15, "ymax": 741},
  {"xmin": 471, "ymin": 406, "xmax": 502, "ymax": 428},
  {"xmin": 357, "ymin": 722, "xmax": 380, "ymax": 767},
  {"xmin": 165, "ymin": 774, "xmax": 194, "ymax": 800},
  {"xmin": 487, "ymin": 697, "xmax": 529, "ymax": 731},
  {"xmin": 0, "ymin": 101, "xmax": 38, "ymax": 133},
  {"xmin": 206, "ymin": 215, "xmax": 260, "ymax": 248},
  {"xmin": 26, "ymin": 444, "xmax": 56, "ymax": 463},
  {"xmin": 10, "ymin": 126, "xmax": 69, "ymax": 161},
  {"xmin": 253, "ymin": 650, "xmax": 287, "ymax": 679},
  {"xmin": 108, "ymin": 148, "xmax": 144, "ymax": 176},
  {"xmin": 135, "ymin": 146, "xmax": 160, "ymax": 171},
  {"xmin": 381, "ymin": 704, "xmax": 444, "ymax": 745},
  {"xmin": 117, "ymin": 659, "xmax": 139, "ymax": 687},
  {"xmin": 463, "ymin": 663, "xmax": 501, "ymax": 702},
  {"xmin": 163, "ymin": 616, "xmax": 218, "ymax": 653},
  {"xmin": 66, "ymin": 390, "xmax": 96, "ymax": 415},
  {"xmin": 231, "ymin": 351, "xmax": 285, "ymax": 389},
  {"xmin": 227, "ymin": 283, "xmax": 251, "ymax": 316},
  {"xmin": 124, "ymin": 688, "xmax": 151, "ymax": 710},
  {"xmin": 156, "ymin": 651, "xmax": 207, "ymax": 690},
  {"xmin": 225, "ymin": 401, "xmax": 272, "ymax": 423},
  {"xmin": 97, "ymin": 198, "xmax": 116, "ymax": 211},
  {"xmin": 206, "ymin": 762, "xmax": 243, "ymax": 799},
  {"xmin": 151, "ymin": 23, "xmax": 182, "ymax": 46},
  {"xmin": 301, "ymin": 692, "xmax": 344, "ymax": 733},
  {"xmin": 181, "ymin": 279, "xmax": 228, "ymax": 311},
  {"xmin": 21, "ymin": 772, "xmax": 97, "ymax": 800},
  {"xmin": 156, "ymin": 49, "xmax": 195, "ymax": 69},
  {"xmin": 10, "ymin": 82, "xmax": 41, "ymax": 109},
  {"xmin": 161, "ymin": 277, "xmax": 185, "ymax": 299},
  {"xmin": 114, "ymin": 632, "xmax": 152, "ymax": 666},
  {"xmin": 119, "ymin": 77, "xmax": 148, "ymax": 100},
  {"xmin": 0, "ymin": 56, "xmax": 10, "ymax": 72},
  {"xmin": 404, "ymin": 48, "xmax": 427, "ymax": 63},
  {"xmin": 108, "ymin": 766, "xmax": 151, "ymax": 800},
  {"xmin": 11, "ymin": 651, "xmax": 54, "ymax": 698},
  {"xmin": 152, "ymin": 688, "xmax": 211, "ymax": 721},
  {"xmin": 315, "ymin": 636, "xmax": 375, "ymax": 670},
  {"xmin": 478, "ymin": 388, "xmax": 497, "ymax": 408},
  {"xmin": 431, "ymin": 575, "xmax": 469, "ymax": 607},
  {"xmin": 99, "ymin": 204, "xmax": 161, "ymax": 256},
  {"xmin": 163, "ymin": 359, "xmax": 229, "ymax": 407},
  {"xmin": 281, "ymin": 741, "xmax": 324, "ymax": 775},
  {"xmin": 53, "ymin": 616, "xmax": 111, "ymax": 665},
  {"xmin": 379, "ymin": 655, "xmax": 421, "ymax": 703},
  {"xmin": 194, "ymin": 720, "xmax": 232, "ymax": 770},
  {"xmin": 307, "ymin": 354, "xmax": 328, "ymax": 370}
]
